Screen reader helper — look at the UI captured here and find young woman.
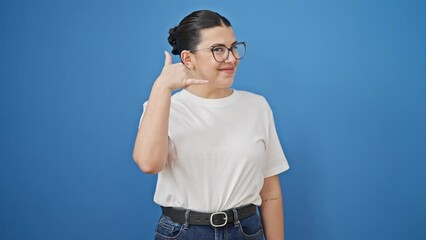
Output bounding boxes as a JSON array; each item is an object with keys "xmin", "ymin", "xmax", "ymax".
[{"xmin": 133, "ymin": 10, "xmax": 289, "ymax": 240}]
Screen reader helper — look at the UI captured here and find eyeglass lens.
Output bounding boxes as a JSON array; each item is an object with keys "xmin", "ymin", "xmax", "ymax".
[{"xmin": 212, "ymin": 43, "xmax": 246, "ymax": 62}]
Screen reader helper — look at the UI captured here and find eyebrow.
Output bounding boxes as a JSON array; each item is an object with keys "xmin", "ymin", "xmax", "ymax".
[{"xmin": 210, "ymin": 41, "xmax": 238, "ymax": 48}]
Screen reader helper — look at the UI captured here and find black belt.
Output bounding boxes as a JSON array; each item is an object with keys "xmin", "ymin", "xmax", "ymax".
[{"xmin": 161, "ymin": 204, "xmax": 257, "ymax": 227}]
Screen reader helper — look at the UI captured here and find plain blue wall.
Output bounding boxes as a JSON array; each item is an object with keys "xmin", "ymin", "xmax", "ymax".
[{"xmin": 1, "ymin": 0, "xmax": 425, "ymax": 239}]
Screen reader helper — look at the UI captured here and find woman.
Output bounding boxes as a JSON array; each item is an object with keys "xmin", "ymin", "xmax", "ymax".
[{"xmin": 133, "ymin": 10, "xmax": 289, "ymax": 240}]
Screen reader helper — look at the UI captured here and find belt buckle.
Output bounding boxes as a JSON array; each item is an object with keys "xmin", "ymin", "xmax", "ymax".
[{"xmin": 210, "ymin": 211, "xmax": 228, "ymax": 227}]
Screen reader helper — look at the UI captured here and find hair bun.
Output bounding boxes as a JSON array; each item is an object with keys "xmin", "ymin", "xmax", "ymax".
[{"xmin": 168, "ymin": 27, "xmax": 179, "ymax": 55}]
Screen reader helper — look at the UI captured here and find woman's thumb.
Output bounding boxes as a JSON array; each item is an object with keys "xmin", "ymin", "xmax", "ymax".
[{"xmin": 164, "ymin": 51, "xmax": 172, "ymax": 66}]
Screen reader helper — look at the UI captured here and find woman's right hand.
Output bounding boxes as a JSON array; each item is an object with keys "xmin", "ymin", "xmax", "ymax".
[
  {"xmin": 134, "ymin": 51, "xmax": 207, "ymax": 174},
  {"xmin": 154, "ymin": 51, "xmax": 208, "ymax": 91}
]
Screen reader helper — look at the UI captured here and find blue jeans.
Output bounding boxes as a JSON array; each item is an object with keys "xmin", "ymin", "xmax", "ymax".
[{"xmin": 154, "ymin": 213, "xmax": 264, "ymax": 240}]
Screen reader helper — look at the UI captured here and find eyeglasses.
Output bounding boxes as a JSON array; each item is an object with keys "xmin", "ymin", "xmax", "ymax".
[{"xmin": 191, "ymin": 42, "xmax": 246, "ymax": 63}]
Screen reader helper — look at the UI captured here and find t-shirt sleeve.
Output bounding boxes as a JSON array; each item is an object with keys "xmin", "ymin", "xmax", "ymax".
[
  {"xmin": 138, "ymin": 101, "xmax": 148, "ymax": 129},
  {"xmin": 263, "ymin": 103, "xmax": 290, "ymax": 178}
]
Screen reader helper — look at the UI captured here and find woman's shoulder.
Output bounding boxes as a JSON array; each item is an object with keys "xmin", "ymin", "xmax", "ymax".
[{"xmin": 235, "ymin": 89, "xmax": 269, "ymax": 106}]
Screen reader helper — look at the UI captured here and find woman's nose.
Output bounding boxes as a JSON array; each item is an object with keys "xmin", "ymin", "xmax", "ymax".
[{"xmin": 225, "ymin": 51, "xmax": 237, "ymax": 63}]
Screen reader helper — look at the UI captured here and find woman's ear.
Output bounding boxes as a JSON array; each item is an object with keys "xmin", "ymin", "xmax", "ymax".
[{"xmin": 181, "ymin": 50, "xmax": 195, "ymax": 69}]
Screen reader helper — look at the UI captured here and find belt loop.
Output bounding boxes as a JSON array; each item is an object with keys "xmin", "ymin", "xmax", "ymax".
[
  {"xmin": 232, "ymin": 208, "xmax": 239, "ymax": 227},
  {"xmin": 183, "ymin": 209, "xmax": 190, "ymax": 229}
]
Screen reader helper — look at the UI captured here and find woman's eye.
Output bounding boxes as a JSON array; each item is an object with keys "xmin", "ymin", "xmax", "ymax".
[{"xmin": 213, "ymin": 47, "xmax": 226, "ymax": 53}]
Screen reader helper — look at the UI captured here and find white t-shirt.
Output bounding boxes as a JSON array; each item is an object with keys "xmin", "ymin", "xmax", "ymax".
[{"xmin": 140, "ymin": 89, "xmax": 289, "ymax": 212}]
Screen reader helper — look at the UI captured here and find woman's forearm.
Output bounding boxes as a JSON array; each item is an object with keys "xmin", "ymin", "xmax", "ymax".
[
  {"xmin": 259, "ymin": 175, "xmax": 285, "ymax": 240},
  {"xmin": 133, "ymin": 81, "xmax": 172, "ymax": 174}
]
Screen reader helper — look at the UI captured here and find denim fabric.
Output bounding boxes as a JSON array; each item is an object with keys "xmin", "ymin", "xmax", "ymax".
[{"xmin": 154, "ymin": 213, "xmax": 264, "ymax": 240}]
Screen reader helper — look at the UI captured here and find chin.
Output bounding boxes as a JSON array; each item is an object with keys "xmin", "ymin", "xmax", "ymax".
[{"xmin": 210, "ymin": 78, "xmax": 234, "ymax": 89}]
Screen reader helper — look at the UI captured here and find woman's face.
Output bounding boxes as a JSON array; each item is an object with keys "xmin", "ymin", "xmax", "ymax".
[{"xmin": 190, "ymin": 26, "xmax": 240, "ymax": 89}]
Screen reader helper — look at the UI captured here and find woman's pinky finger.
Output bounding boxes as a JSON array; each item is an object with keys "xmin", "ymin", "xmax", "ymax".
[{"xmin": 183, "ymin": 79, "xmax": 209, "ymax": 86}]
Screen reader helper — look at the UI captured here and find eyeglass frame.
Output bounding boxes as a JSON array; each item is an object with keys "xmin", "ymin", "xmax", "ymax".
[{"xmin": 189, "ymin": 41, "xmax": 246, "ymax": 63}]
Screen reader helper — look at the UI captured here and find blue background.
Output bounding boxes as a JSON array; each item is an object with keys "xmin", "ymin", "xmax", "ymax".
[{"xmin": 1, "ymin": 0, "xmax": 425, "ymax": 239}]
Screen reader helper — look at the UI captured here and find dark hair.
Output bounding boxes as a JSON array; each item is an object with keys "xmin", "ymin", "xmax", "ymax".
[{"xmin": 168, "ymin": 10, "xmax": 232, "ymax": 55}]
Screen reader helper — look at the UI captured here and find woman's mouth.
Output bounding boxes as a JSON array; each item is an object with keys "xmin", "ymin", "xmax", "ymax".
[{"xmin": 218, "ymin": 67, "xmax": 235, "ymax": 74}]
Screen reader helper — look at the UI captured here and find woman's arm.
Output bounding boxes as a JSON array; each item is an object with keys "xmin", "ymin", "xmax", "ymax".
[
  {"xmin": 133, "ymin": 82, "xmax": 172, "ymax": 174},
  {"xmin": 133, "ymin": 52, "xmax": 208, "ymax": 174},
  {"xmin": 259, "ymin": 175, "xmax": 285, "ymax": 240}
]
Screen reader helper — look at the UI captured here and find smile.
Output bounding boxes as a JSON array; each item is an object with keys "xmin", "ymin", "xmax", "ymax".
[{"xmin": 218, "ymin": 67, "xmax": 235, "ymax": 74}]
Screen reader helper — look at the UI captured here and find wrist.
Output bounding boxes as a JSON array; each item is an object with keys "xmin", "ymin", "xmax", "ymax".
[{"xmin": 152, "ymin": 78, "xmax": 173, "ymax": 93}]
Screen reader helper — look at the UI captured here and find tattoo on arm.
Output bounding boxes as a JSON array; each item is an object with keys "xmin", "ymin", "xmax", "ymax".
[{"xmin": 262, "ymin": 197, "xmax": 278, "ymax": 203}]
